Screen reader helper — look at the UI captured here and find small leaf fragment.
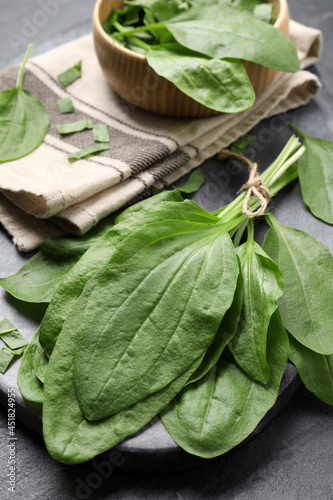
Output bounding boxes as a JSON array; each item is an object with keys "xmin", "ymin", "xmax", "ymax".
[
  {"xmin": 58, "ymin": 60, "xmax": 82, "ymax": 87},
  {"xmin": 93, "ymin": 124, "xmax": 110, "ymax": 143},
  {"xmin": 56, "ymin": 97, "xmax": 75, "ymax": 114},
  {"xmin": 67, "ymin": 144, "xmax": 110, "ymax": 162},
  {"xmin": 0, "ymin": 348, "xmax": 15, "ymax": 374},
  {"xmin": 0, "ymin": 318, "xmax": 28, "ymax": 350},
  {"xmin": 57, "ymin": 119, "xmax": 93, "ymax": 135}
]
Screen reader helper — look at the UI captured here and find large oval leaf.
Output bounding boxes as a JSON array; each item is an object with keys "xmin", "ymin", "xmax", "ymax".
[
  {"xmin": 147, "ymin": 43, "xmax": 255, "ymax": 113},
  {"xmin": 43, "ymin": 276, "xmax": 205, "ymax": 464},
  {"xmin": 73, "ymin": 220, "xmax": 239, "ymax": 421},
  {"xmin": 165, "ymin": 4, "xmax": 300, "ymax": 72},
  {"xmin": 0, "ymin": 87, "xmax": 49, "ymax": 163},
  {"xmin": 263, "ymin": 215, "xmax": 333, "ymax": 355},
  {"xmin": 160, "ymin": 309, "xmax": 289, "ymax": 458}
]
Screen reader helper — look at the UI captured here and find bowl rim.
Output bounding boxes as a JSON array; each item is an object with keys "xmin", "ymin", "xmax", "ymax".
[{"xmin": 93, "ymin": 0, "xmax": 289, "ymax": 61}]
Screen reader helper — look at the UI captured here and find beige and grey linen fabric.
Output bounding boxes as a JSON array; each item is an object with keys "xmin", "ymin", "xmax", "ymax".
[{"xmin": 0, "ymin": 21, "xmax": 322, "ymax": 251}]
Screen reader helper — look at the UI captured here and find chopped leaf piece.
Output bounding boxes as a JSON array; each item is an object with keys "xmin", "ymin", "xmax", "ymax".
[
  {"xmin": 9, "ymin": 345, "xmax": 27, "ymax": 356},
  {"xmin": 93, "ymin": 124, "xmax": 110, "ymax": 143},
  {"xmin": 58, "ymin": 60, "xmax": 82, "ymax": 87},
  {"xmin": 174, "ymin": 168, "xmax": 204, "ymax": 194},
  {"xmin": 57, "ymin": 119, "xmax": 93, "ymax": 135},
  {"xmin": 57, "ymin": 97, "xmax": 75, "ymax": 114},
  {"xmin": 0, "ymin": 319, "xmax": 28, "ymax": 350},
  {"xmin": 0, "ymin": 318, "xmax": 16, "ymax": 334},
  {"xmin": 67, "ymin": 144, "xmax": 110, "ymax": 162},
  {"xmin": 0, "ymin": 348, "xmax": 15, "ymax": 374}
]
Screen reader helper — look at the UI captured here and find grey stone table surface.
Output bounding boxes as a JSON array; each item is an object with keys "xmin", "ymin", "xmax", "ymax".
[{"xmin": 1, "ymin": 0, "xmax": 333, "ymax": 499}]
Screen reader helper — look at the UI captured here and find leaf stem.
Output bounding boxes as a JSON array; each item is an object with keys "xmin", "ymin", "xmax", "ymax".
[
  {"xmin": 246, "ymin": 218, "xmax": 254, "ymax": 243},
  {"xmin": 214, "ymin": 136, "xmax": 304, "ymax": 222},
  {"xmin": 16, "ymin": 44, "xmax": 33, "ymax": 88},
  {"xmin": 112, "ymin": 22, "xmax": 165, "ymax": 38},
  {"xmin": 265, "ymin": 145, "xmax": 305, "ymax": 187},
  {"xmin": 231, "ymin": 218, "xmax": 249, "ymax": 247}
]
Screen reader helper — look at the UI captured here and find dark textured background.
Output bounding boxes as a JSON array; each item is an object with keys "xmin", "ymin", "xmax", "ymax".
[{"xmin": 1, "ymin": 1, "xmax": 333, "ymax": 499}]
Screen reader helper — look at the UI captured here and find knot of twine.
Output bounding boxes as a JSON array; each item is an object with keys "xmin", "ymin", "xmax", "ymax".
[{"xmin": 217, "ymin": 150, "xmax": 271, "ymax": 218}]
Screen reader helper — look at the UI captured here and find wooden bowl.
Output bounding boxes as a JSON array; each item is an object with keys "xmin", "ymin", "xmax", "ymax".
[{"xmin": 93, "ymin": 0, "xmax": 290, "ymax": 118}]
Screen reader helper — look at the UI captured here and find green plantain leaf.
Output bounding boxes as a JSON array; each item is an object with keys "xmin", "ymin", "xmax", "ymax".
[
  {"xmin": 290, "ymin": 126, "xmax": 333, "ymax": 225},
  {"xmin": 288, "ymin": 335, "xmax": 333, "ymax": 406},
  {"xmin": 147, "ymin": 43, "xmax": 255, "ymax": 113},
  {"xmin": 187, "ymin": 256, "xmax": 243, "ymax": 384},
  {"xmin": 73, "ymin": 214, "xmax": 239, "ymax": 421},
  {"xmin": 0, "ymin": 45, "xmax": 49, "ymax": 163},
  {"xmin": 93, "ymin": 123, "xmax": 110, "ymax": 143},
  {"xmin": 165, "ymin": 4, "xmax": 300, "ymax": 72},
  {"xmin": 43, "ymin": 275, "xmax": 205, "ymax": 464},
  {"xmin": 160, "ymin": 308, "xmax": 289, "ymax": 458},
  {"xmin": 229, "ymin": 229, "xmax": 284, "ymax": 384},
  {"xmin": 0, "ymin": 318, "xmax": 28, "ymax": 350},
  {"xmin": 263, "ymin": 214, "xmax": 333, "ymax": 355}
]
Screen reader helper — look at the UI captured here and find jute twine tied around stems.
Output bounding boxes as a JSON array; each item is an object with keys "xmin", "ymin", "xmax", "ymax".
[{"xmin": 217, "ymin": 150, "xmax": 271, "ymax": 218}]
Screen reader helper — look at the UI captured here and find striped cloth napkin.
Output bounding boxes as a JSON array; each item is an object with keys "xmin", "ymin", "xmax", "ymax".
[{"xmin": 0, "ymin": 20, "xmax": 322, "ymax": 251}]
